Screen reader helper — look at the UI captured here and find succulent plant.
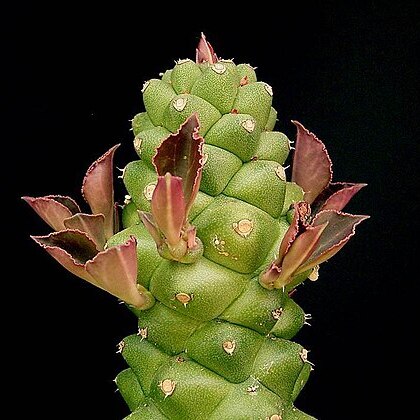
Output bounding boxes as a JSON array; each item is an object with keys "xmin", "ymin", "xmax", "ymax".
[{"xmin": 24, "ymin": 34, "xmax": 368, "ymax": 419}]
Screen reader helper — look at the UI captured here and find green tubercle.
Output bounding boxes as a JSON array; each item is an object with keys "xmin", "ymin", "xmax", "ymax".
[
  {"xmin": 186, "ymin": 321, "xmax": 264, "ymax": 383},
  {"xmin": 143, "ymin": 79, "xmax": 176, "ymax": 126},
  {"xmin": 133, "ymin": 126, "xmax": 171, "ymax": 167},
  {"xmin": 160, "ymin": 69, "xmax": 172, "ymax": 84},
  {"xmin": 132, "ymin": 112, "xmax": 155, "ymax": 135},
  {"xmin": 219, "ymin": 277, "xmax": 285, "ymax": 335},
  {"xmin": 122, "ymin": 201, "xmax": 140, "ymax": 228},
  {"xmin": 116, "ymin": 368, "xmax": 146, "ymax": 411},
  {"xmin": 150, "ymin": 356, "xmax": 232, "ymax": 420},
  {"xmin": 204, "ymin": 113, "xmax": 261, "ymax": 162},
  {"xmin": 209, "ymin": 377, "xmax": 285, "ymax": 420},
  {"xmin": 150, "ymin": 258, "xmax": 248, "ymax": 321},
  {"xmin": 291, "ymin": 363, "xmax": 312, "ymax": 402},
  {"xmin": 170, "ymin": 59, "xmax": 202, "ymax": 94},
  {"xmin": 200, "ymin": 144, "xmax": 242, "ymax": 196},
  {"xmin": 236, "ymin": 63, "xmax": 257, "ymax": 84},
  {"xmin": 256, "ymin": 131, "xmax": 291, "ymax": 165},
  {"xmin": 253, "ymin": 338, "xmax": 309, "ymax": 402},
  {"xmin": 265, "ymin": 106, "xmax": 278, "ymax": 131},
  {"xmin": 191, "ymin": 62, "xmax": 238, "ymax": 114},
  {"xmin": 224, "ymin": 160, "xmax": 287, "ymax": 218},
  {"xmin": 122, "ymin": 335, "xmax": 170, "ymax": 395},
  {"xmin": 123, "ymin": 160, "xmax": 157, "ymax": 213},
  {"xmin": 193, "ymin": 196, "xmax": 281, "ymax": 274},
  {"xmin": 233, "ymin": 82, "xmax": 273, "ymax": 128},
  {"xmin": 189, "ymin": 191, "xmax": 214, "ymax": 219},
  {"xmin": 270, "ymin": 298, "xmax": 306, "ymax": 340},
  {"xmin": 136, "ymin": 302, "xmax": 202, "ymax": 355},
  {"xmin": 281, "ymin": 182, "xmax": 305, "ymax": 216}
]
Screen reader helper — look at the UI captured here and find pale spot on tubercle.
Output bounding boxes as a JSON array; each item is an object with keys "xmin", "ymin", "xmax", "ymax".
[
  {"xmin": 233, "ymin": 219, "xmax": 254, "ymax": 238},
  {"xmin": 176, "ymin": 292, "xmax": 192, "ymax": 306},
  {"xmin": 223, "ymin": 340, "xmax": 236, "ymax": 355},
  {"xmin": 212, "ymin": 63, "xmax": 226, "ymax": 74},
  {"xmin": 173, "ymin": 97, "xmax": 187, "ymax": 112},
  {"xmin": 143, "ymin": 182, "xmax": 156, "ymax": 200},
  {"xmin": 242, "ymin": 119, "xmax": 256, "ymax": 133},
  {"xmin": 159, "ymin": 379, "xmax": 176, "ymax": 397}
]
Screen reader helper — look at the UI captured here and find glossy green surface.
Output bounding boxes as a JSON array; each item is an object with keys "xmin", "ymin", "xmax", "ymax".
[{"xmin": 113, "ymin": 57, "xmax": 315, "ymax": 419}]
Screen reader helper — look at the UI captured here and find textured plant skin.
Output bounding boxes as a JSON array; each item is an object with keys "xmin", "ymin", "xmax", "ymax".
[{"xmin": 24, "ymin": 34, "xmax": 368, "ymax": 419}]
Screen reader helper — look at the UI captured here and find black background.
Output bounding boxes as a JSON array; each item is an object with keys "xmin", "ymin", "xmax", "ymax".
[{"xmin": 4, "ymin": 1, "xmax": 418, "ymax": 419}]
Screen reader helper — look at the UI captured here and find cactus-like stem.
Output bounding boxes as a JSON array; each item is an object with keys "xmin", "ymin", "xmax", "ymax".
[
  {"xmin": 117, "ymin": 275, "xmax": 316, "ymax": 420},
  {"xmin": 25, "ymin": 33, "xmax": 369, "ymax": 419}
]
